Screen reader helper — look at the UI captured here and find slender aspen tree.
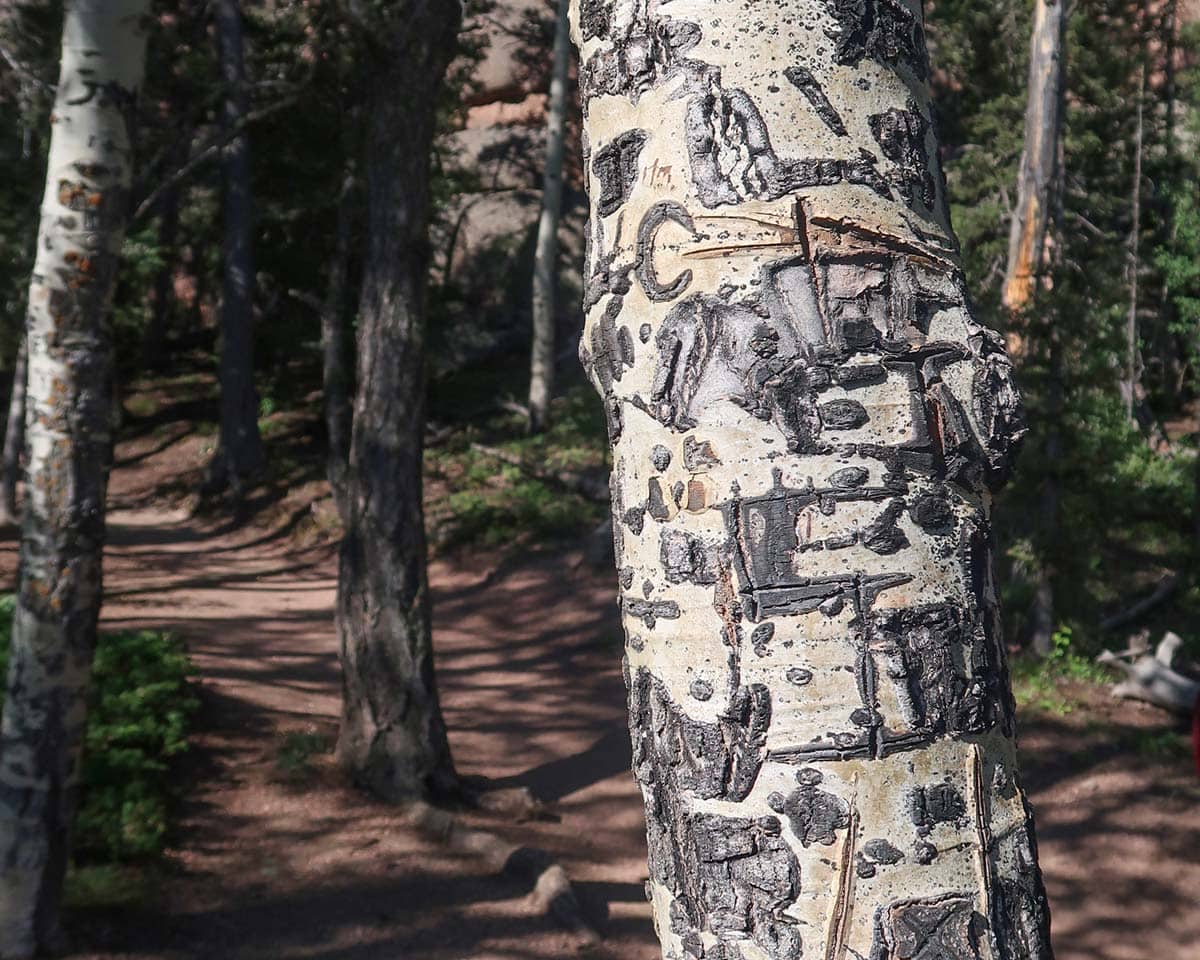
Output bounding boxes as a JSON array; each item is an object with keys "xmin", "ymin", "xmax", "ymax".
[
  {"xmin": 528, "ymin": 0, "xmax": 573, "ymax": 433},
  {"xmin": 1005, "ymin": 0, "xmax": 1067, "ymax": 655},
  {"xmin": 0, "ymin": 3, "xmax": 150, "ymax": 956},
  {"xmin": 335, "ymin": 0, "xmax": 461, "ymax": 802},
  {"xmin": 1002, "ymin": 0, "xmax": 1067, "ymax": 313},
  {"xmin": 571, "ymin": 2, "xmax": 1054, "ymax": 958}
]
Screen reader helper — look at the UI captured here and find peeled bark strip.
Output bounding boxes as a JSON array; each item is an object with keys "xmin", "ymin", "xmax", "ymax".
[
  {"xmin": 335, "ymin": 1, "xmax": 461, "ymax": 803},
  {"xmin": 0, "ymin": 3, "xmax": 149, "ymax": 956},
  {"xmin": 1002, "ymin": 0, "xmax": 1067, "ymax": 313},
  {"xmin": 571, "ymin": 3, "xmax": 1053, "ymax": 958},
  {"xmin": 528, "ymin": 0, "xmax": 573, "ymax": 433}
]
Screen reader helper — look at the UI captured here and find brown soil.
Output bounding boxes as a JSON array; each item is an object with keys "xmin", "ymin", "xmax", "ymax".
[{"xmin": 3, "ymin": 422, "xmax": 1198, "ymax": 960}]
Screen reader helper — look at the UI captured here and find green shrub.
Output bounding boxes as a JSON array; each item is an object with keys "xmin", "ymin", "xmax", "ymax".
[
  {"xmin": 0, "ymin": 600, "xmax": 197, "ymax": 862},
  {"xmin": 1011, "ymin": 626, "xmax": 1117, "ymax": 715}
]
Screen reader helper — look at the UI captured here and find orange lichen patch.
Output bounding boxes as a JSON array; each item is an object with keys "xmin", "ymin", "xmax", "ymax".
[
  {"xmin": 1005, "ymin": 332, "xmax": 1029, "ymax": 360},
  {"xmin": 49, "ymin": 377, "xmax": 69, "ymax": 406},
  {"xmin": 57, "ymin": 179, "xmax": 89, "ymax": 208},
  {"xmin": 62, "ymin": 250, "xmax": 97, "ymax": 287}
]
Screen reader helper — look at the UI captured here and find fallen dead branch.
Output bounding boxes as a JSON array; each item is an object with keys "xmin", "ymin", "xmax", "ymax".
[{"xmin": 1098, "ymin": 632, "xmax": 1200, "ymax": 716}]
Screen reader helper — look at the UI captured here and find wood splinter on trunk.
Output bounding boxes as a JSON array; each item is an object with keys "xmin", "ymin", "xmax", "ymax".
[{"xmin": 571, "ymin": 2, "xmax": 1055, "ymax": 957}]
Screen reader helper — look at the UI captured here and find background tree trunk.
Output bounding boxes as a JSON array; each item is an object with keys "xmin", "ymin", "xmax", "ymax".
[
  {"xmin": 206, "ymin": 0, "xmax": 264, "ymax": 496},
  {"xmin": 527, "ymin": 0, "xmax": 572, "ymax": 434},
  {"xmin": 334, "ymin": 1, "xmax": 461, "ymax": 803},
  {"xmin": 0, "ymin": 2, "xmax": 150, "ymax": 955},
  {"xmin": 1121, "ymin": 63, "xmax": 1145, "ymax": 425},
  {"xmin": 323, "ymin": 171, "xmax": 355, "ymax": 518},
  {"xmin": 1009, "ymin": 0, "xmax": 1068, "ymax": 656},
  {"xmin": 571, "ymin": 2, "xmax": 1054, "ymax": 958},
  {"xmin": 1003, "ymin": 0, "xmax": 1067, "ymax": 316},
  {"xmin": 0, "ymin": 337, "xmax": 27, "ymax": 525},
  {"xmin": 142, "ymin": 133, "xmax": 187, "ymax": 369}
]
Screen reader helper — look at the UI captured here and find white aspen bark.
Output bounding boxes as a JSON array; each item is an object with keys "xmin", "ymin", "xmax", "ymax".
[
  {"xmin": 0, "ymin": 3, "xmax": 149, "ymax": 956},
  {"xmin": 571, "ymin": 3, "xmax": 1053, "ymax": 959},
  {"xmin": 528, "ymin": 0, "xmax": 574, "ymax": 433},
  {"xmin": 1002, "ymin": 0, "xmax": 1067, "ymax": 314}
]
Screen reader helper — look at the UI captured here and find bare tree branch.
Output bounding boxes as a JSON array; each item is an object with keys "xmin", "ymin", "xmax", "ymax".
[
  {"xmin": 0, "ymin": 39, "xmax": 53, "ymax": 93},
  {"xmin": 132, "ymin": 91, "xmax": 300, "ymax": 223}
]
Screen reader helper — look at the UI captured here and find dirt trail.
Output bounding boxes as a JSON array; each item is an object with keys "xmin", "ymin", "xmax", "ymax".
[
  {"xmin": 1, "ymin": 437, "xmax": 1197, "ymax": 959},
  {"xmin": 74, "ymin": 504, "xmax": 654, "ymax": 960}
]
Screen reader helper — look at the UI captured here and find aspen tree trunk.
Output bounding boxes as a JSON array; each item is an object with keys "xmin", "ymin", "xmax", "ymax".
[
  {"xmin": 571, "ymin": 2, "xmax": 1053, "ymax": 958},
  {"xmin": 335, "ymin": 0, "xmax": 461, "ymax": 802},
  {"xmin": 528, "ymin": 0, "xmax": 573, "ymax": 433},
  {"xmin": 0, "ymin": 338, "xmax": 27, "ymax": 524},
  {"xmin": 0, "ymin": 3, "xmax": 149, "ymax": 955},
  {"xmin": 1002, "ymin": 0, "xmax": 1067, "ymax": 314},
  {"xmin": 207, "ymin": 0, "xmax": 264, "ymax": 495},
  {"xmin": 1007, "ymin": 0, "xmax": 1066, "ymax": 656}
]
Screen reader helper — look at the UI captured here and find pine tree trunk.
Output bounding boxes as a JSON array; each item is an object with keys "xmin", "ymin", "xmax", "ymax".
[
  {"xmin": 335, "ymin": 2, "xmax": 461, "ymax": 803},
  {"xmin": 323, "ymin": 171, "xmax": 355, "ymax": 517},
  {"xmin": 0, "ymin": 337, "xmax": 28, "ymax": 525},
  {"xmin": 207, "ymin": 0, "xmax": 264, "ymax": 495},
  {"xmin": 571, "ymin": 2, "xmax": 1054, "ymax": 958},
  {"xmin": 0, "ymin": 3, "xmax": 149, "ymax": 955},
  {"xmin": 1002, "ymin": 0, "xmax": 1067, "ymax": 315},
  {"xmin": 142, "ymin": 134, "xmax": 186, "ymax": 369},
  {"xmin": 528, "ymin": 0, "xmax": 572, "ymax": 434}
]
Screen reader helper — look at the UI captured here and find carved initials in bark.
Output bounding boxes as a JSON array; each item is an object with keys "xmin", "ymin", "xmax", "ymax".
[{"xmin": 574, "ymin": 3, "xmax": 1053, "ymax": 958}]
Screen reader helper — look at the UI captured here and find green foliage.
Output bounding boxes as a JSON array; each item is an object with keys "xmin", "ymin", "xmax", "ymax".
[
  {"xmin": 1127, "ymin": 727, "xmax": 1191, "ymax": 762},
  {"xmin": 927, "ymin": 1, "xmax": 1200, "ymax": 653},
  {"xmin": 1158, "ymin": 183, "xmax": 1200, "ymax": 362},
  {"xmin": 275, "ymin": 730, "xmax": 331, "ymax": 782},
  {"xmin": 0, "ymin": 602, "xmax": 197, "ymax": 862},
  {"xmin": 426, "ymin": 382, "xmax": 607, "ymax": 550},
  {"xmin": 0, "ymin": 3, "xmax": 58, "ymax": 366},
  {"xmin": 112, "ymin": 225, "xmax": 168, "ymax": 353},
  {"xmin": 1011, "ymin": 626, "xmax": 1116, "ymax": 714},
  {"xmin": 63, "ymin": 863, "xmax": 161, "ymax": 910},
  {"xmin": 1046, "ymin": 627, "xmax": 1114, "ymax": 684}
]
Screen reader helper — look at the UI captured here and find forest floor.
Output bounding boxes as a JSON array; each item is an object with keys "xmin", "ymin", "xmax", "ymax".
[{"xmin": 2, "ymin": 390, "xmax": 1199, "ymax": 960}]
